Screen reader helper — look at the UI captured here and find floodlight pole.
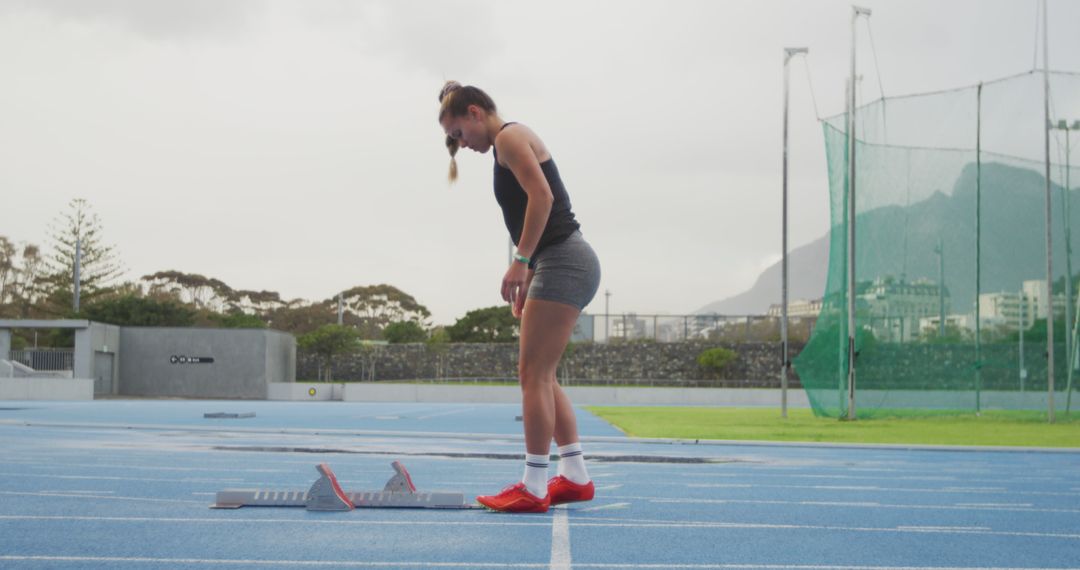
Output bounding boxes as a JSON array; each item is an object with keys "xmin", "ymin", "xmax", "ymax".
[
  {"xmin": 847, "ymin": 5, "xmax": 871, "ymax": 421},
  {"xmin": 1041, "ymin": 0, "xmax": 1055, "ymax": 423},
  {"xmin": 782, "ymin": 46, "xmax": 808, "ymax": 420}
]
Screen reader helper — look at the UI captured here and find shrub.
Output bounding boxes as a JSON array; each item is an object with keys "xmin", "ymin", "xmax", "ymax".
[{"xmin": 697, "ymin": 347, "xmax": 737, "ymax": 378}]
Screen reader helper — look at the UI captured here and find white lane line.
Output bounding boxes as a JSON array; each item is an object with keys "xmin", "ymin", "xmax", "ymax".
[
  {"xmin": 685, "ymin": 482, "xmax": 1078, "ymax": 497},
  {"xmin": 956, "ymin": 503, "xmax": 1034, "ymax": 508},
  {"xmin": 0, "ymin": 472, "xmax": 246, "ymax": 484},
  {"xmin": 897, "ymin": 526, "xmax": 993, "ymax": 531},
  {"xmin": 37, "ymin": 490, "xmax": 114, "ymax": 495},
  {"xmin": 595, "ymin": 484, "xmax": 623, "ymax": 491},
  {"xmin": 1, "ymin": 557, "xmax": 1078, "ymax": 569},
  {"xmin": 4, "ymin": 514, "xmax": 1079, "ymax": 541},
  {"xmin": 630, "ymin": 496, "xmax": 1080, "ymax": 514},
  {"xmin": 578, "ymin": 502, "xmax": 631, "ymax": 513},
  {"xmin": 0, "ymin": 557, "xmax": 546, "ymax": 568},
  {"xmin": 550, "ymin": 508, "xmax": 571, "ymax": 570},
  {"xmin": 417, "ymin": 407, "xmax": 477, "ymax": 420},
  {"xmin": 0, "ymin": 515, "xmax": 553, "ymax": 527},
  {"xmin": 0, "ymin": 463, "xmax": 288, "ymax": 473},
  {"xmin": 0, "ymin": 491, "xmax": 204, "ymax": 505}
]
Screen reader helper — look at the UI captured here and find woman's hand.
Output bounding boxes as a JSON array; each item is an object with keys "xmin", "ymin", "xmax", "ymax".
[{"xmin": 502, "ymin": 262, "xmax": 532, "ymax": 319}]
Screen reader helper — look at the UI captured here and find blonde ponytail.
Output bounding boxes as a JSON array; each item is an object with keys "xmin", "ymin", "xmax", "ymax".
[
  {"xmin": 446, "ymin": 135, "xmax": 459, "ymax": 182},
  {"xmin": 437, "ymin": 80, "xmax": 496, "ymax": 184}
]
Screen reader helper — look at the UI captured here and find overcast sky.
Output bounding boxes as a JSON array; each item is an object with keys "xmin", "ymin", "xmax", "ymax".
[{"xmin": 2, "ymin": 0, "xmax": 1079, "ymax": 325}]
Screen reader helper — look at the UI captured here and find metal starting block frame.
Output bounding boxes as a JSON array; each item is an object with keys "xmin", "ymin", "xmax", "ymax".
[{"xmin": 212, "ymin": 461, "xmax": 478, "ymax": 511}]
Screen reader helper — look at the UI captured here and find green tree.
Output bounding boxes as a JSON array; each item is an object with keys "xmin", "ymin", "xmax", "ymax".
[
  {"xmin": 1005, "ymin": 317, "xmax": 1067, "ymax": 343},
  {"xmin": 337, "ymin": 284, "xmax": 432, "ymax": 335},
  {"xmin": 383, "ymin": 320, "xmax": 427, "ymax": 343},
  {"xmin": 446, "ymin": 305, "xmax": 519, "ymax": 343},
  {"xmin": 80, "ymin": 294, "xmax": 197, "ymax": 327},
  {"xmin": 918, "ymin": 322, "xmax": 970, "ymax": 344},
  {"xmin": 265, "ymin": 303, "xmax": 338, "ymax": 336},
  {"xmin": 43, "ymin": 199, "xmax": 124, "ymax": 314},
  {"xmin": 0, "ymin": 237, "xmax": 47, "ymax": 319},
  {"xmin": 298, "ymin": 324, "xmax": 360, "ymax": 381},
  {"xmin": 697, "ymin": 347, "xmax": 737, "ymax": 379},
  {"xmin": 142, "ymin": 270, "xmax": 233, "ymax": 311},
  {"xmin": 207, "ymin": 311, "xmax": 267, "ymax": 329}
]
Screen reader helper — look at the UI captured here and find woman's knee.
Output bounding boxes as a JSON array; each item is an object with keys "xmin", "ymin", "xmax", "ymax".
[{"xmin": 518, "ymin": 360, "xmax": 555, "ymax": 390}]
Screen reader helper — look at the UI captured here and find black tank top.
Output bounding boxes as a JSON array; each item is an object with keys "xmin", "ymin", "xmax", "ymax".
[{"xmin": 492, "ymin": 123, "xmax": 580, "ymax": 265}]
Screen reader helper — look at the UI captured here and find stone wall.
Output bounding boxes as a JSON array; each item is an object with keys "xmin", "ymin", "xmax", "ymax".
[{"xmin": 298, "ymin": 341, "xmax": 806, "ymax": 388}]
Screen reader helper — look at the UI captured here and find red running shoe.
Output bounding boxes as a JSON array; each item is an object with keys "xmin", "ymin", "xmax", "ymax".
[
  {"xmin": 476, "ymin": 482, "xmax": 550, "ymax": 513},
  {"xmin": 547, "ymin": 475, "xmax": 595, "ymax": 505}
]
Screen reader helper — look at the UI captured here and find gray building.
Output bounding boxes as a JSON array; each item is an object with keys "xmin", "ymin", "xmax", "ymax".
[{"xmin": 1, "ymin": 320, "xmax": 295, "ymax": 399}]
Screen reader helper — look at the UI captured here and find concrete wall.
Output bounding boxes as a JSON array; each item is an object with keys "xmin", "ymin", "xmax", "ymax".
[
  {"xmin": 265, "ymin": 329, "xmax": 297, "ymax": 385},
  {"xmin": 298, "ymin": 342, "xmax": 805, "ymax": 387},
  {"xmin": 76, "ymin": 322, "xmax": 121, "ymax": 396},
  {"xmin": 342, "ymin": 383, "xmax": 812, "ymax": 407},
  {"xmin": 268, "ymin": 382, "xmax": 344, "ymax": 401},
  {"xmin": 0, "ymin": 377, "xmax": 93, "ymax": 400},
  {"xmin": 119, "ymin": 328, "xmax": 295, "ymax": 398}
]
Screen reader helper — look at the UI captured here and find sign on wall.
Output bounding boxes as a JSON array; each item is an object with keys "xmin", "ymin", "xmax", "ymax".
[{"xmin": 170, "ymin": 355, "xmax": 215, "ymax": 364}]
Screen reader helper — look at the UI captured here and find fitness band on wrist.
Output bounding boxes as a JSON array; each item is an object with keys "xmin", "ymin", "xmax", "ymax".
[{"xmin": 513, "ymin": 252, "xmax": 530, "ymax": 265}]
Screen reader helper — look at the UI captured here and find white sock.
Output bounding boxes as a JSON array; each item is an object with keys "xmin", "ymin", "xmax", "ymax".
[
  {"xmin": 522, "ymin": 453, "xmax": 549, "ymax": 498},
  {"xmin": 557, "ymin": 442, "xmax": 590, "ymax": 484}
]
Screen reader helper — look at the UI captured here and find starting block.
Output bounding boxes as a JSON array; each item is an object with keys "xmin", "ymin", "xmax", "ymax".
[{"xmin": 211, "ymin": 461, "xmax": 478, "ymax": 510}]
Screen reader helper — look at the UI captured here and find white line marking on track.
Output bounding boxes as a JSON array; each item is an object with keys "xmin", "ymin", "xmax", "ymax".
[
  {"xmin": 0, "ymin": 471, "xmax": 247, "ymax": 484},
  {"xmin": 0, "ymin": 491, "xmax": 203, "ymax": 505},
  {"xmin": 595, "ymin": 484, "xmax": 623, "ymax": 491},
  {"xmin": 417, "ymin": 407, "xmax": 478, "ymax": 420},
  {"xmin": 632, "ymin": 496, "xmax": 1080, "ymax": 514},
  {"xmin": 4, "ymin": 514, "xmax": 1079, "ymax": 541},
  {"xmin": 955, "ymin": 503, "xmax": 1034, "ymax": 508},
  {"xmin": 578, "ymin": 502, "xmax": 631, "ymax": 512},
  {"xmin": 685, "ymin": 482, "xmax": 1079, "ymax": 497},
  {"xmin": 37, "ymin": 490, "xmax": 114, "ymax": 495},
  {"xmin": 0, "ymin": 557, "xmax": 1078, "ymax": 569},
  {"xmin": 550, "ymin": 508, "xmax": 571, "ymax": 570},
  {"xmin": 897, "ymin": 526, "xmax": 993, "ymax": 531}
]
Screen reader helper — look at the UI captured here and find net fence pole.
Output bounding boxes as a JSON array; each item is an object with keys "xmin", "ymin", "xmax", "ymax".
[
  {"xmin": 1042, "ymin": 0, "xmax": 1056, "ymax": 423},
  {"xmin": 1063, "ymin": 124, "xmax": 1074, "ymax": 414},
  {"xmin": 782, "ymin": 48, "xmax": 807, "ymax": 419},
  {"xmin": 841, "ymin": 77, "xmax": 851, "ymax": 417},
  {"xmin": 1020, "ymin": 288, "xmax": 1026, "ymax": 393},
  {"xmin": 1067, "ymin": 125, "xmax": 1078, "ymax": 413},
  {"xmin": 847, "ymin": 6, "xmax": 871, "ymax": 420},
  {"xmin": 976, "ymin": 82, "xmax": 983, "ymax": 415}
]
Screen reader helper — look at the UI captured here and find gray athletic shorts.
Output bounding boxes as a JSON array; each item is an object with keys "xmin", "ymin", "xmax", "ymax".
[{"xmin": 527, "ymin": 231, "xmax": 601, "ymax": 311}]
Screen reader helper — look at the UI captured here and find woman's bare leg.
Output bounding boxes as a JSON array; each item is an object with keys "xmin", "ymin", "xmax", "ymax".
[{"xmin": 518, "ymin": 298, "xmax": 581, "ymax": 455}]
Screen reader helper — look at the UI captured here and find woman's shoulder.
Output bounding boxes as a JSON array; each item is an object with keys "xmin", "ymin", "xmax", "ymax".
[{"xmin": 495, "ymin": 123, "xmax": 551, "ymax": 165}]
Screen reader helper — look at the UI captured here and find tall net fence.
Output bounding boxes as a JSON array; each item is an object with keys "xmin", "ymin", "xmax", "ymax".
[{"xmin": 794, "ymin": 70, "xmax": 1080, "ymax": 418}]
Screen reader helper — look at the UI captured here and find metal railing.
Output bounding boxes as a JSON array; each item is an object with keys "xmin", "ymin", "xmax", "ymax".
[{"xmin": 7, "ymin": 349, "xmax": 75, "ymax": 371}]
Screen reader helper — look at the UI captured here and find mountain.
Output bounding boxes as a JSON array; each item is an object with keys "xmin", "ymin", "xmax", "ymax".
[
  {"xmin": 695, "ymin": 235, "xmax": 829, "ymax": 315},
  {"xmin": 697, "ymin": 161, "xmax": 1076, "ymax": 316}
]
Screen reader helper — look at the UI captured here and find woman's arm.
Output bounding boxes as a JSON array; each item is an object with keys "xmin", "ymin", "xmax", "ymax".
[
  {"xmin": 495, "ymin": 126, "xmax": 553, "ymax": 261},
  {"xmin": 494, "ymin": 126, "xmax": 553, "ymax": 311}
]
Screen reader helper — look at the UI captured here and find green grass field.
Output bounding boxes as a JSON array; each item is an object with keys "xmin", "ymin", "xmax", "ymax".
[{"xmin": 586, "ymin": 407, "xmax": 1080, "ymax": 447}]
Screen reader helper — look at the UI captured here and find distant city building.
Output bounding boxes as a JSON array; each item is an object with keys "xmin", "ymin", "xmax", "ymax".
[
  {"xmin": 611, "ymin": 313, "xmax": 647, "ymax": 340},
  {"xmin": 859, "ymin": 276, "xmax": 949, "ymax": 343},
  {"xmin": 767, "ymin": 298, "xmax": 822, "ymax": 318},
  {"xmin": 919, "ymin": 313, "xmax": 978, "ymax": 335},
  {"xmin": 979, "ymin": 280, "xmax": 1067, "ymax": 328}
]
